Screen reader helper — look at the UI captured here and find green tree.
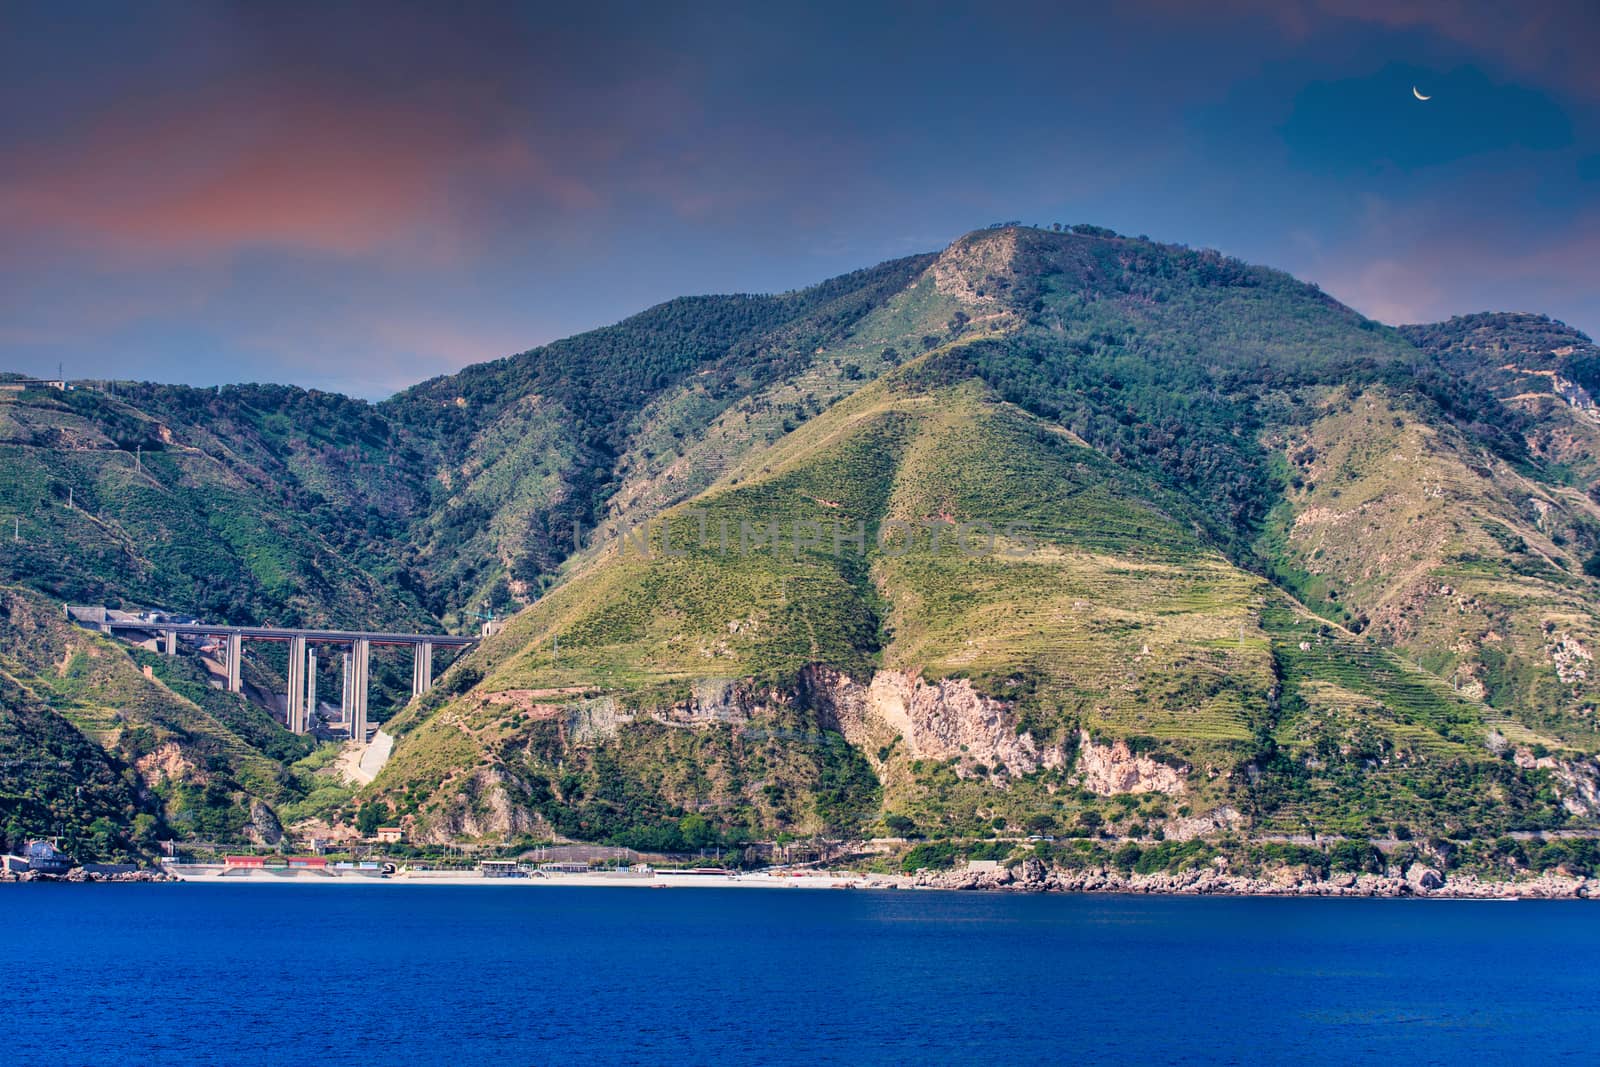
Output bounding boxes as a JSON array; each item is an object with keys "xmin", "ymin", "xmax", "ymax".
[
  {"xmin": 356, "ymin": 803, "xmax": 387, "ymax": 835},
  {"xmin": 678, "ymin": 813, "xmax": 718, "ymax": 848}
]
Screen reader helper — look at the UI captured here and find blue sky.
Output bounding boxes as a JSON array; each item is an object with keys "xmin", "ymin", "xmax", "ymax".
[{"xmin": 2, "ymin": 1, "xmax": 1596, "ymax": 397}]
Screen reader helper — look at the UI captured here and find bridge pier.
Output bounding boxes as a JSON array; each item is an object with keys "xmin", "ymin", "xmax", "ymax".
[
  {"xmin": 287, "ymin": 635, "xmax": 307, "ymax": 733},
  {"xmin": 68, "ymin": 612, "xmax": 475, "ymax": 730},
  {"xmin": 349, "ymin": 637, "xmax": 370, "ymax": 743},
  {"xmin": 226, "ymin": 633, "xmax": 243, "ymax": 693},
  {"xmin": 340, "ymin": 651, "xmax": 352, "ymax": 724},
  {"xmin": 411, "ymin": 640, "xmax": 434, "ymax": 697},
  {"xmin": 306, "ymin": 649, "xmax": 317, "ymax": 727}
]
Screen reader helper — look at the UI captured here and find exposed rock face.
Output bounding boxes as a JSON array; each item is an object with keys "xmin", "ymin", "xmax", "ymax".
[
  {"xmin": 932, "ymin": 229, "xmax": 1019, "ymax": 310},
  {"xmin": 566, "ymin": 697, "xmax": 632, "ymax": 744},
  {"xmin": 134, "ymin": 742, "xmax": 202, "ymax": 787},
  {"xmin": 1269, "ymin": 864, "xmax": 1320, "ymax": 889},
  {"xmin": 678, "ymin": 678, "xmax": 771, "ymax": 724},
  {"xmin": 1513, "ymin": 747, "xmax": 1600, "ymax": 816},
  {"xmin": 424, "ymin": 765, "xmax": 543, "ymax": 843},
  {"xmin": 245, "ymin": 799, "xmax": 283, "ymax": 847},
  {"xmin": 1163, "ymin": 806, "xmax": 1242, "ymax": 841},
  {"xmin": 513, "ymin": 680, "xmax": 784, "ymax": 746},
  {"xmin": 1547, "ymin": 633, "xmax": 1593, "ymax": 686},
  {"xmin": 1406, "ymin": 863, "xmax": 1444, "ymax": 892},
  {"xmin": 1075, "ymin": 731, "xmax": 1187, "ymax": 796},
  {"xmin": 804, "ymin": 666, "xmax": 1064, "ymax": 777},
  {"xmin": 1553, "ymin": 373, "xmax": 1596, "ymax": 411}
]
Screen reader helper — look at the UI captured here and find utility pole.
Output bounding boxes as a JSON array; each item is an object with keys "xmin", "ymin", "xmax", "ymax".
[
  {"xmin": 135, "ymin": 445, "xmax": 141, "ymax": 474},
  {"xmin": 66, "ymin": 487, "xmax": 73, "ymax": 510},
  {"xmin": 11, "ymin": 516, "xmax": 18, "ymax": 542}
]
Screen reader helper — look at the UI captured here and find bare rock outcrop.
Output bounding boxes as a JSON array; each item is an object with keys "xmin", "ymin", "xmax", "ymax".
[
  {"xmin": 1546, "ymin": 632, "xmax": 1593, "ymax": 686},
  {"xmin": 423, "ymin": 765, "xmax": 544, "ymax": 843},
  {"xmin": 1162, "ymin": 806, "xmax": 1241, "ymax": 841},
  {"xmin": 134, "ymin": 742, "xmax": 203, "ymax": 788},
  {"xmin": 1075, "ymin": 731, "xmax": 1187, "ymax": 796},
  {"xmin": 566, "ymin": 696, "xmax": 633, "ymax": 743},
  {"xmin": 1513, "ymin": 747, "xmax": 1600, "ymax": 816},
  {"xmin": 1405, "ymin": 863, "xmax": 1444, "ymax": 893},
  {"xmin": 932, "ymin": 229, "xmax": 1019, "ymax": 310},
  {"xmin": 245, "ymin": 799, "xmax": 283, "ymax": 847},
  {"xmin": 804, "ymin": 666, "xmax": 1064, "ymax": 777}
]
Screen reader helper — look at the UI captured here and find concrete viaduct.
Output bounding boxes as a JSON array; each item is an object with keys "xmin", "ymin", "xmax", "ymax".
[{"xmin": 77, "ymin": 610, "xmax": 476, "ymax": 739}]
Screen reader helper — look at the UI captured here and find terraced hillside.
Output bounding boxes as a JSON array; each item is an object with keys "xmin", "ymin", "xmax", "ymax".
[
  {"xmin": 371, "ymin": 360, "xmax": 1262, "ymax": 843},
  {"xmin": 0, "ymin": 382, "xmax": 435, "ymax": 629},
  {"xmin": 1260, "ymin": 385, "xmax": 1600, "ymax": 743},
  {"xmin": 382, "ymin": 253, "xmax": 943, "ymax": 622},
  {"xmin": 7, "ymin": 223, "xmax": 1600, "ymax": 857},
  {"xmin": 1401, "ymin": 312, "xmax": 1600, "ymax": 488},
  {"xmin": 0, "ymin": 585, "xmax": 328, "ymax": 857},
  {"xmin": 371, "ymin": 304, "xmax": 1598, "ymax": 846}
]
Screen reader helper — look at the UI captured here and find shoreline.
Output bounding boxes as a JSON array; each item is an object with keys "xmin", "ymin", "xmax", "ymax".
[{"xmin": 7, "ymin": 863, "xmax": 1600, "ymax": 898}]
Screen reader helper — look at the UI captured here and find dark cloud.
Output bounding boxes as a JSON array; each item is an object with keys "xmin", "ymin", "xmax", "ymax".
[{"xmin": 0, "ymin": 1, "xmax": 1595, "ymax": 394}]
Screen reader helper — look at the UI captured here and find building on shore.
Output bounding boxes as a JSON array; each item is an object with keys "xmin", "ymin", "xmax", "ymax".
[
  {"xmin": 2, "ymin": 840, "xmax": 74, "ymax": 874},
  {"xmin": 479, "ymin": 860, "xmax": 520, "ymax": 877}
]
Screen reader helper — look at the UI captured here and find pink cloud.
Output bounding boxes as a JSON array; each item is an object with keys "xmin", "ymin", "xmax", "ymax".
[
  {"xmin": 0, "ymin": 82, "xmax": 598, "ymax": 263},
  {"xmin": 1303, "ymin": 202, "xmax": 1600, "ymax": 328}
]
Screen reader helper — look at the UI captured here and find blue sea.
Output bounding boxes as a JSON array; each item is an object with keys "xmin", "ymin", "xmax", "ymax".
[{"xmin": 4, "ymin": 886, "xmax": 1598, "ymax": 1065}]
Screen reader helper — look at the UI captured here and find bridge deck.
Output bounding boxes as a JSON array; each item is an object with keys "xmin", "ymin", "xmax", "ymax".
[{"xmin": 104, "ymin": 620, "xmax": 477, "ymax": 647}]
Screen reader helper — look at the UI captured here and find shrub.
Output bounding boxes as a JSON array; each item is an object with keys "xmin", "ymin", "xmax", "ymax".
[
  {"xmin": 884, "ymin": 813, "xmax": 916, "ymax": 836},
  {"xmin": 1328, "ymin": 840, "xmax": 1382, "ymax": 874},
  {"xmin": 901, "ymin": 842, "xmax": 958, "ymax": 872}
]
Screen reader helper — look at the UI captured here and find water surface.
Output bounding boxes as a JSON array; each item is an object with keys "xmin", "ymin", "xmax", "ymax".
[{"xmin": 4, "ymin": 886, "xmax": 1596, "ymax": 1064}]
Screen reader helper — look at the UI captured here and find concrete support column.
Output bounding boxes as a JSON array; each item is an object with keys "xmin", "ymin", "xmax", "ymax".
[
  {"xmin": 411, "ymin": 641, "xmax": 434, "ymax": 697},
  {"xmin": 226, "ymin": 633, "xmax": 243, "ymax": 693},
  {"xmin": 305, "ymin": 649, "xmax": 317, "ymax": 730},
  {"xmin": 286, "ymin": 635, "xmax": 306, "ymax": 733},
  {"xmin": 340, "ymin": 651, "xmax": 352, "ymax": 723},
  {"xmin": 350, "ymin": 638, "xmax": 370, "ymax": 743},
  {"xmin": 162, "ymin": 629, "xmax": 177, "ymax": 656}
]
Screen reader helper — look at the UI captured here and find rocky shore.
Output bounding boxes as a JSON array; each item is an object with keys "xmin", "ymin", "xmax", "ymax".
[
  {"xmin": 4, "ymin": 859, "xmax": 1594, "ymax": 897},
  {"xmin": 0, "ymin": 868, "xmax": 174, "ymax": 884},
  {"xmin": 898, "ymin": 858, "xmax": 1600, "ymax": 899}
]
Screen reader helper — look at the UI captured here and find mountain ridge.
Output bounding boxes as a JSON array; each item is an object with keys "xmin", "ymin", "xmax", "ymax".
[{"xmin": 5, "ymin": 224, "xmax": 1600, "ymax": 867}]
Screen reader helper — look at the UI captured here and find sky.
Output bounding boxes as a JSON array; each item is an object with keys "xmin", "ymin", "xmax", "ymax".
[{"xmin": 2, "ymin": 0, "xmax": 1597, "ymax": 398}]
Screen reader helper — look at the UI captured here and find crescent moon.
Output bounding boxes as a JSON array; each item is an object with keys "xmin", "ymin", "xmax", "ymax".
[{"xmin": 1412, "ymin": 86, "xmax": 1431, "ymax": 101}]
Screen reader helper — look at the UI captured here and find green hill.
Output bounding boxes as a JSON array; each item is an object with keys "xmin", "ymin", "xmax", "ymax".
[
  {"xmin": 381, "ymin": 253, "xmax": 938, "ymax": 621},
  {"xmin": 0, "ymin": 382, "xmax": 435, "ymax": 629},
  {"xmin": 0, "ymin": 585, "xmax": 322, "ymax": 857},
  {"xmin": 5, "ymin": 224, "xmax": 1600, "ymax": 862}
]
